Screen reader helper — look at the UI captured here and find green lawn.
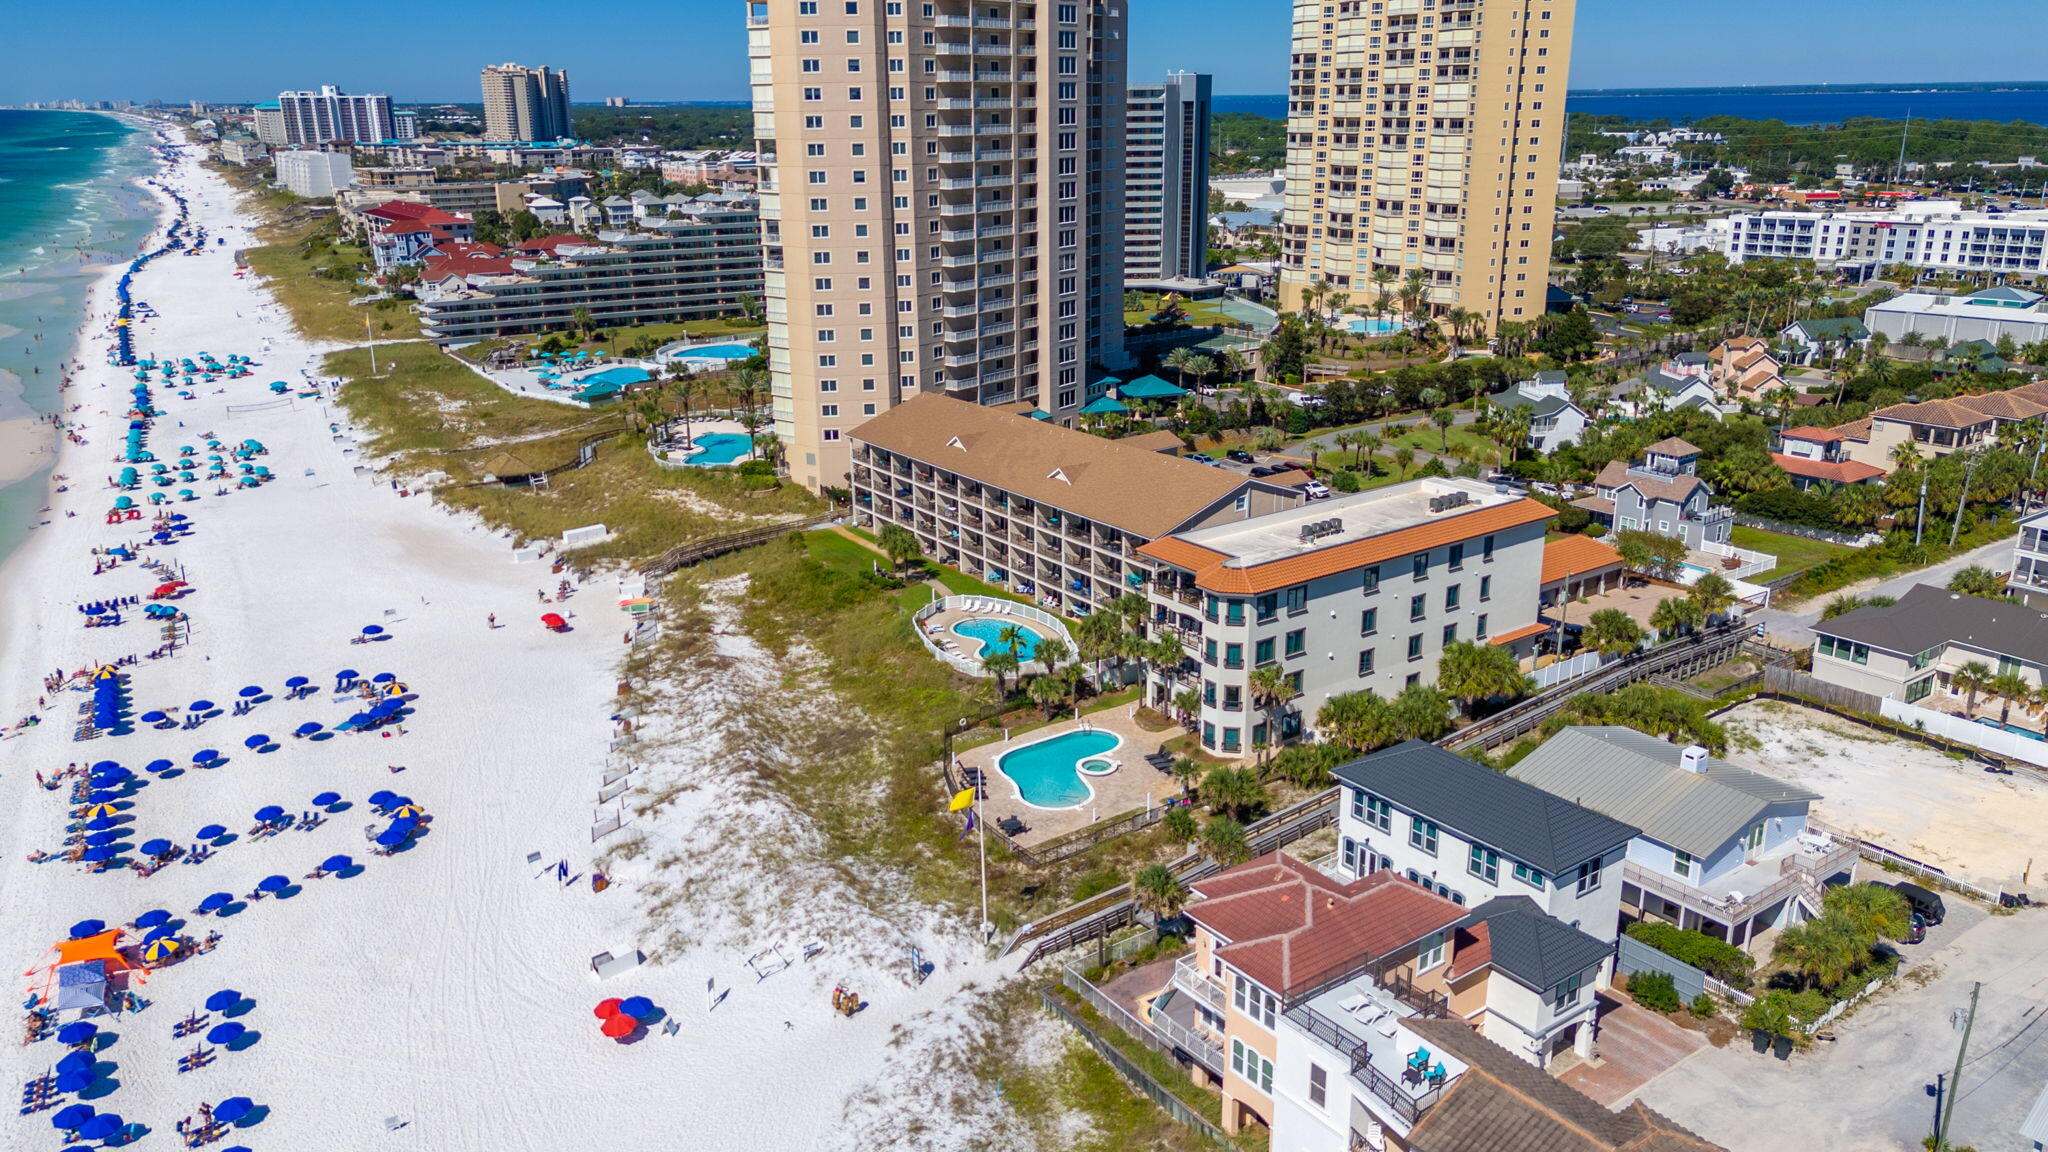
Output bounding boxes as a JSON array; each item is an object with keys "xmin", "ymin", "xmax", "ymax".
[
  {"xmin": 1380, "ymin": 420, "xmax": 1498, "ymax": 463},
  {"xmin": 1730, "ymin": 525, "xmax": 1853, "ymax": 582}
]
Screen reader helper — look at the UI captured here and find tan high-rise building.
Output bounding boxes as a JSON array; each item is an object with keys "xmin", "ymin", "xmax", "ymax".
[
  {"xmin": 480, "ymin": 63, "xmax": 573, "ymax": 143},
  {"xmin": 1279, "ymin": 0, "xmax": 1573, "ymax": 336},
  {"xmin": 747, "ymin": 0, "xmax": 1129, "ymax": 493}
]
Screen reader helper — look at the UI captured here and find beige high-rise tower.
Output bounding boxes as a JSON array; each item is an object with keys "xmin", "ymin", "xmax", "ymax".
[
  {"xmin": 747, "ymin": 0, "xmax": 1129, "ymax": 493},
  {"xmin": 1279, "ymin": 0, "xmax": 1573, "ymax": 336},
  {"xmin": 481, "ymin": 63, "xmax": 573, "ymax": 142}
]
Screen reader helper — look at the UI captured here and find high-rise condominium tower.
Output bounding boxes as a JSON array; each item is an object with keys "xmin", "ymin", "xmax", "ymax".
[
  {"xmin": 747, "ymin": 0, "xmax": 1129, "ymax": 493},
  {"xmin": 481, "ymin": 63, "xmax": 574, "ymax": 142},
  {"xmin": 1280, "ymin": 0, "xmax": 1573, "ymax": 335},
  {"xmin": 275, "ymin": 86, "xmax": 395, "ymax": 145},
  {"xmin": 1124, "ymin": 71, "xmax": 1210, "ymax": 284}
]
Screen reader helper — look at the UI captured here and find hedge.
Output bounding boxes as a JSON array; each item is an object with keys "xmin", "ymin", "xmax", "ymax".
[{"xmin": 1625, "ymin": 920, "xmax": 1754, "ymax": 989}]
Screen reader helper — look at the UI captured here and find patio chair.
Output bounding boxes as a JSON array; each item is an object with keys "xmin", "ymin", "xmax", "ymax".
[
  {"xmin": 1338, "ymin": 994, "xmax": 1368, "ymax": 1014},
  {"xmin": 1407, "ymin": 1047, "xmax": 1431, "ymax": 1070},
  {"xmin": 1427, "ymin": 1063, "xmax": 1447, "ymax": 1087}
]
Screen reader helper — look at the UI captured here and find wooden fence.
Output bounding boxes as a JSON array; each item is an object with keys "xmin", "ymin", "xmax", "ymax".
[
  {"xmin": 638, "ymin": 513, "xmax": 839, "ymax": 576},
  {"xmin": 1760, "ymin": 665, "xmax": 1884, "ymax": 716}
]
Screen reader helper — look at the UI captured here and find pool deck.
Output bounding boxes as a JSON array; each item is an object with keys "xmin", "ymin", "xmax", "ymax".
[
  {"xmin": 650, "ymin": 418, "xmax": 750, "ymax": 467},
  {"xmin": 959, "ymin": 704, "xmax": 1182, "ymax": 846},
  {"xmin": 919, "ymin": 603, "xmax": 1064, "ymax": 672}
]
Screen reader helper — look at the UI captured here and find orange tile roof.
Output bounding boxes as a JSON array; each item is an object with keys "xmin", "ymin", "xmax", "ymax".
[
  {"xmin": 1772, "ymin": 453, "xmax": 1886, "ymax": 484},
  {"xmin": 1140, "ymin": 499, "xmax": 1555, "ymax": 596},
  {"xmin": 1829, "ymin": 416, "xmax": 1874, "ymax": 442},
  {"xmin": 1541, "ymin": 535, "xmax": 1623, "ymax": 585},
  {"xmin": 1874, "ymin": 398, "xmax": 1998, "ymax": 430},
  {"xmin": 1488, "ymin": 622, "xmax": 1550, "ymax": 648},
  {"xmin": 1957, "ymin": 391, "xmax": 2048, "ymax": 421}
]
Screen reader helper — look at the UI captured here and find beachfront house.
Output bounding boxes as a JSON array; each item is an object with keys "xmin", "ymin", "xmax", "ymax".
[
  {"xmin": 1809, "ymin": 585, "xmax": 2048, "ymax": 710},
  {"xmin": 1485, "ymin": 372, "xmax": 1587, "ymax": 452},
  {"xmin": 1571, "ymin": 438, "xmax": 1733, "ymax": 550},
  {"xmin": 848, "ymin": 394, "xmax": 1306, "ymax": 620},
  {"xmin": 1136, "ymin": 480, "xmax": 1553, "ymax": 757},
  {"xmin": 1509, "ymin": 726, "xmax": 1850, "ymax": 952},
  {"xmin": 1779, "ymin": 317, "xmax": 1870, "ymax": 365},
  {"xmin": 1771, "ymin": 425, "xmax": 1884, "ymax": 489}
]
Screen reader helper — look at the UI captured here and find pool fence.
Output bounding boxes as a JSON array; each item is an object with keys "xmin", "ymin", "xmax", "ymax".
[{"xmin": 912, "ymin": 594, "xmax": 1071, "ymax": 678}]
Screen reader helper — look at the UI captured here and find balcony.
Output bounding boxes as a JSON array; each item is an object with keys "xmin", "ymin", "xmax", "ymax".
[
  {"xmin": 1171, "ymin": 957, "xmax": 1227, "ymax": 1013},
  {"xmin": 1622, "ymin": 836, "xmax": 1857, "ymax": 929}
]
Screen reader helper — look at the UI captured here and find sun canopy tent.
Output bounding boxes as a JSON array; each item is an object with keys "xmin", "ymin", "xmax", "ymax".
[
  {"xmin": 55, "ymin": 961, "xmax": 112, "ymax": 1012},
  {"xmin": 1116, "ymin": 374, "xmax": 1188, "ymax": 400}
]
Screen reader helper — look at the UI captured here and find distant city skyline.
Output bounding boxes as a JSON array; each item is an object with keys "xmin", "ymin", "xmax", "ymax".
[{"xmin": 8, "ymin": 0, "xmax": 2046, "ymax": 104}]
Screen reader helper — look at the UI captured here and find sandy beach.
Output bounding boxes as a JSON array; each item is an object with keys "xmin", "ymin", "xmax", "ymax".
[{"xmin": 0, "ymin": 128, "xmax": 1015, "ymax": 1151}]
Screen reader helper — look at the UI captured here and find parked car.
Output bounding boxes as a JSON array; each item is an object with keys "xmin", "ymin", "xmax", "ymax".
[
  {"xmin": 1290, "ymin": 392, "xmax": 1327, "ymax": 408},
  {"xmin": 1226, "ymin": 449, "xmax": 1255, "ymax": 464},
  {"xmin": 1301, "ymin": 481, "xmax": 1332, "ymax": 500},
  {"xmin": 1249, "ymin": 465, "xmax": 1280, "ymax": 477},
  {"xmin": 1188, "ymin": 453, "xmax": 1214, "ymax": 464},
  {"xmin": 1902, "ymin": 911, "xmax": 1928, "ymax": 945},
  {"xmin": 1888, "ymin": 881, "xmax": 1946, "ymax": 926}
]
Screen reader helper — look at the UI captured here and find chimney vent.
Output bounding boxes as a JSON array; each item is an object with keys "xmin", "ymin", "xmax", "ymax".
[{"xmin": 1680, "ymin": 745, "xmax": 1709, "ymax": 774}]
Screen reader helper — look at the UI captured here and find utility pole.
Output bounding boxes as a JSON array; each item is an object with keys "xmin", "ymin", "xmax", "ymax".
[
  {"xmin": 1936, "ymin": 981, "xmax": 1981, "ymax": 1151},
  {"xmin": 1893, "ymin": 110, "xmax": 1913, "ymax": 188},
  {"xmin": 1916, "ymin": 474, "xmax": 1929, "ymax": 547},
  {"xmin": 1950, "ymin": 451, "xmax": 1980, "ymax": 548}
]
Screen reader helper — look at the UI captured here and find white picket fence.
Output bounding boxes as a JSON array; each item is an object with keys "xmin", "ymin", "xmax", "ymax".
[
  {"xmin": 1532, "ymin": 650, "xmax": 1605, "ymax": 690},
  {"xmin": 1878, "ymin": 697, "xmax": 2048, "ymax": 769}
]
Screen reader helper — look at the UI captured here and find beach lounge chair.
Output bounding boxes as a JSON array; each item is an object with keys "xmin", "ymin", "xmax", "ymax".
[{"xmin": 1337, "ymin": 993, "xmax": 1368, "ymax": 1014}]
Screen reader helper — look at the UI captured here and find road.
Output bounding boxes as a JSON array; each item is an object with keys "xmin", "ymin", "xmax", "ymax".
[
  {"xmin": 1635, "ymin": 903, "xmax": 2048, "ymax": 1152},
  {"xmin": 1753, "ymin": 535, "xmax": 2017, "ymax": 646}
]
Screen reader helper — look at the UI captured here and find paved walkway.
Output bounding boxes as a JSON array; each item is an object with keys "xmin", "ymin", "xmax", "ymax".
[{"xmin": 1754, "ymin": 535, "xmax": 2016, "ymax": 646}]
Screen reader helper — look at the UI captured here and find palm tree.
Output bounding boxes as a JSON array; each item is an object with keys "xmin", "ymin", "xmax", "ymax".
[
  {"xmin": 1952, "ymin": 659, "xmax": 1996, "ymax": 716},
  {"xmin": 996, "ymin": 623, "xmax": 1028, "ymax": 660},
  {"xmin": 981, "ymin": 649, "xmax": 1021, "ymax": 696},
  {"xmin": 1689, "ymin": 571, "xmax": 1738, "ymax": 624},
  {"xmin": 1371, "ymin": 266, "xmax": 1398, "ymax": 319},
  {"xmin": 1171, "ymin": 688, "xmax": 1201, "ymax": 729},
  {"xmin": 570, "ymin": 305, "xmax": 595, "ymax": 341},
  {"xmin": 1028, "ymin": 673, "xmax": 1069, "ymax": 719},
  {"xmin": 1317, "ymin": 690, "xmax": 1397, "ymax": 751},
  {"xmin": 1200, "ymin": 816, "xmax": 1251, "ymax": 867},
  {"xmin": 1821, "ymin": 883, "xmax": 1911, "ymax": 942},
  {"xmin": 1247, "ymin": 664, "xmax": 1295, "ymax": 764},
  {"xmin": 1359, "ymin": 431, "xmax": 1384, "ymax": 477},
  {"xmin": 1948, "ymin": 565, "xmax": 2006, "ymax": 599},
  {"xmin": 876, "ymin": 523, "xmax": 921, "ymax": 572},
  {"xmin": 1132, "ymin": 864, "xmax": 1189, "ymax": 924},
  {"xmin": 1171, "ymin": 755, "xmax": 1204, "ymax": 797},
  {"xmin": 1431, "ymin": 407, "xmax": 1457, "ymax": 451},
  {"xmin": 1820, "ymin": 594, "xmax": 1867, "ymax": 621},
  {"xmin": 1991, "ymin": 670, "xmax": 2032, "ymax": 726},
  {"xmin": 1772, "ymin": 918, "xmax": 1866, "ymax": 991},
  {"xmin": 1391, "ymin": 683, "xmax": 1455, "ymax": 742},
  {"xmin": 735, "ymin": 293, "xmax": 763, "ymax": 324},
  {"xmin": 1435, "ymin": 641, "xmax": 1533, "ymax": 717},
  {"xmin": 1163, "ymin": 346, "xmax": 1198, "ymax": 385},
  {"xmin": 1393, "ymin": 446, "xmax": 1417, "ymax": 478},
  {"xmin": 1649, "ymin": 596, "xmax": 1704, "ymax": 639},
  {"xmin": 1202, "ymin": 766, "xmax": 1265, "ymax": 821},
  {"xmin": 1583, "ymin": 608, "xmax": 1646, "ymax": 658},
  {"xmin": 1034, "ymin": 636, "xmax": 1072, "ymax": 675}
]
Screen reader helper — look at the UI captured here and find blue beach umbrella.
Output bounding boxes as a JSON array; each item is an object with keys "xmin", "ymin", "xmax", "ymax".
[
  {"xmin": 619, "ymin": 995, "xmax": 655, "ymax": 1019},
  {"xmin": 134, "ymin": 909, "xmax": 171, "ymax": 929},
  {"xmin": 194, "ymin": 749, "xmax": 219, "ymax": 766},
  {"xmin": 361, "ymin": 625, "xmax": 384, "ymax": 636},
  {"xmin": 56, "ymin": 1051, "xmax": 93, "ymax": 1075},
  {"xmin": 257, "ymin": 875, "xmax": 288, "ymax": 892},
  {"xmin": 312, "ymin": 791, "xmax": 341, "ymax": 806},
  {"xmin": 369, "ymin": 790, "xmax": 397, "ymax": 808},
  {"xmin": 85, "ymin": 818, "xmax": 119, "ymax": 832},
  {"xmin": 253, "ymin": 805, "xmax": 284, "ymax": 823},
  {"xmin": 91, "ymin": 760, "xmax": 119, "ymax": 773},
  {"xmin": 53, "ymin": 1070, "xmax": 92, "ymax": 1093},
  {"xmin": 51, "ymin": 1103, "xmax": 94, "ymax": 1130},
  {"xmin": 213, "ymin": 1098, "xmax": 253, "ymax": 1124},
  {"xmin": 189, "ymin": 699, "xmax": 215, "ymax": 713},
  {"xmin": 196, "ymin": 824, "xmax": 226, "ymax": 840},
  {"xmin": 56, "ymin": 1021, "xmax": 97, "ymax": 1045},
  {"xmin": 82, "ymin": 847, "xmax": 119, "ymax": 862},
  {"xmin": 204, "ymin": 989, "xmax": 240, "ymax": 1012},
  {"xmin": 85, "ymin": 832, "xmax": 124, "ymax": 846},
  {"xmin": 140, "ymin": 839, "xmax": 174, "ymax": 857},
  {"xmin": 196, "ymin": 893, "xmax": 231, "ymax": 913},
  {"xmin": 321, "ymin": 854, "xmax": 353, "ymax": 873},
  {"xmin": 205, "ymin": 1022, "xmax": 245, "ymax": 1045},
  {"xmin": 375, "ymin": 822, "xmax": 415, "ymax": 847},
  {"xmin": 372, "ymin": 672, "xmax": 397, "ymax": 683},
  {"xmin": 294, "ymin": 722, "xmax": 322, "ymax": 737},
  {"xmin": 335, "ymin": 669, "xmax": 358, "ymax": 681},
  {"xmin": 237, "ymin": 685, "xmax": 261, "ymax": 698},
  {"xmin": 69, "ymin": 920, "xmax": 105, "ymax": 939},
  {"xmin": 284, "ymin": 676, "xmax": 309, "ymax": 689},
  {"xmin": 87, "ymin": 791, "xmax": 118, "ymax": 803},
  {"xmin": 243, "ymin": 734, "xmax": 269, "ymax": 750},
  {"xmin": 145, "ymin": 758, "xmax": 173, "ymax": 773},
  {"xmin": 78, "ymin": 1113, "xmax": 122, "ymax": 1140}
]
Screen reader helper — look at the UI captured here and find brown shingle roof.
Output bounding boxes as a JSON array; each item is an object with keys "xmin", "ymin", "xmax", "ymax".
[
  {"xmin": 1829, "ymin": 416, "xmax": 1873, "ymax": 441},
  {"xmin": 1115, "ymin": 429, "xmax": 1188, "ymax": 455},
  {"xmin": 1874, "ymin": 398, "xmax": 1998, "ymax": 430},
  {"xmin": 1956, "ymin": 390, "xmax": 2048, "ymax": 421},
  {"xmin": 1542, "ymin": 536, "xmax": 1623, "ymax": 585},
  {"xmin": 1140, "ymin": 499, "xmax": 1555, "ymax": 596},
  {"xmin": 1405, "ymin": 1018, "xmax": 1729, "ymax": 1152},
  {"xmin": 1594, "ymin": 460, "xmax": 1707, "ymax": 505},
  {"xmin": 1186, "ymin": 853, "xmax": 1467, "ymax": 998},
  {"xmin": 1644, "ymin": 437, "xmax": 1701, "ymax": 456},
  {"xmin": 1781, "ymin": 425, "xmax": 1845, "ymax": 443},
  {"xmin": 852, "ymin": 394, "xmax": 1275, "ymax": 538}
]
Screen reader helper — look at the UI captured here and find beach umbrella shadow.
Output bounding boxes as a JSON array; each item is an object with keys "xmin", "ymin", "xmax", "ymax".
[
  {"xmin": 232, "ymin": 1104, "xmax": 270, "ymax": 1128},
  {"xmin": 335, "ymin": 864, "xmax": 366, "ymax": 879},
  {"xmin": 211, "ymin": 833, "xmax": 239, "ymax": 848},
  {"xmin": 159, "ymin": 768, "xmax": 185, "ymax": 780},
  {"xmin": 78, "ymin": 1073, "xmax": 122, "ymax": 1101},
  {"xmin": 224, "ymin": 1030, "xmax": 261, "ymax": 1053},
  {"xmin": 272, "ymin": 884, "xmax": 303, "ymax": 899},
  {"xmin": 215, "ymin": 901, "xmax": 250, "ymax": 919},
  {"xmin": 107, "ymin": 1122, "xmax": 150, "ymax": 1147},
  {"xmin": 252, "ymin": 743, "xmax": 279, "ymax": 754},
  {"xmin": 308, "ymin": 732, "xmax": 335, "ymax": 743},
  {"xmin": 326, "ymin": 800, "xmax": 353, "ymax": 814}
]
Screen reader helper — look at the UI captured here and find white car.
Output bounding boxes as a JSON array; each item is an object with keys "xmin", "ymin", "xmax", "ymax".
[{"xmin": 1301, "ymin": 481, "xmax": 1332, "ymax": 500}]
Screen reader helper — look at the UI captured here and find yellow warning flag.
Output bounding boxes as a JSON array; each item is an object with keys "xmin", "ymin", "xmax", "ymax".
[{"xmin": 947, "ymin": 788, "xmax": 977, "ymax": 812}]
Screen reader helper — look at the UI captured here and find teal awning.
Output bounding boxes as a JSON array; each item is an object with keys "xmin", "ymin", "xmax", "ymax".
[
  {"xmin": 1025, "ymin": 409, "xmax": 1054, "ymax": 421},
  {"xmin": 1118, "ymin": 374, "xmax": 1187, "ymax": 399},
  {"xmin": 1079, "ymin": 396, "xmax": 1129, "ymax": 415}
]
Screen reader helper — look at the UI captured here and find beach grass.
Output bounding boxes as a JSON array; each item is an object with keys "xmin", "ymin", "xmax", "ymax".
[
  {"xmin": 329, "ymin": 341, "xmax": 821, "ymax": 565},
  {"xmin": 1729, "ymin": 524, "xmax": 1853, "ymax": 582}
]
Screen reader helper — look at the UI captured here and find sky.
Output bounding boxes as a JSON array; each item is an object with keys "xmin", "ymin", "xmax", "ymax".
[{"xmin": 6, "ymin": 0, "xmax": 2045, "ymax": 104}]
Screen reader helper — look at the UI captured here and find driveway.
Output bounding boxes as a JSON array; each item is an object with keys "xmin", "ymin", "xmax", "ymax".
[
  {"xmin": 1561, "ymin": 994, "xmax": 1708, "ymax": 1106},
  {"xmin": 1753, "ymin": 535, "xmax": 2017, "ymax": 647},
  {"xmin": 1633, "ymin": 908, "xmax": 2048, "ymax": 1152}
]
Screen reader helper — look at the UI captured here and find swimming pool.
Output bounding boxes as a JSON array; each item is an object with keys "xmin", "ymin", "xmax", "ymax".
[
  {"xmin": 997, "ymin": 729, "xmax": 1120, "ymax": 808},
  {"xmin": 953, "ymin": 616, "xmax": 1043, "ymax": 662},
  {"xmin": 683, "ymin": 433, "xmax": 754, "ymax": 466},
  {"xmin": 1348, "ymin": 318, "xmax": 1403, "ymax": 336},
  {"xmin": 673, "ymin": 343, "xmax": 758, "ymax": 361}
]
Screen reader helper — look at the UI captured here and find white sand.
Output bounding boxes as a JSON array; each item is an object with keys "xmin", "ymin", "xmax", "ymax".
[{"xmin": 0, "ymin": 130, "xmax": 1024, "ymax": 1150}]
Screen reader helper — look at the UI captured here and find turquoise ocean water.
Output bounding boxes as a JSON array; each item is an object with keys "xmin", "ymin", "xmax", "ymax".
[{"xmin": 0, "ymin": 110, "xmax": 159, "ymax": 567}]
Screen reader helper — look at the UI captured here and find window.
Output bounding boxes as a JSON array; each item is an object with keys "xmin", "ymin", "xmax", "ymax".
[
  {"xmin": 1444, "ymin": 584, "xmax": 1461, "ymax": 611},
  {"xmin": 1672, "ymin": 849, "xmax": 1694, "ymax": 880},
  {"xmin": 1231, "ymin": 975, "xmax": 1277, "ymax": 1029},
  {"xmin": 1308, "ymin": 1064, "xmax": 1328, "ymax": 1109},
  {"xmin": 1362, "ymin": 565, "xmax": 1381, "ymax": 594},
  {"xmin": 1907, "ymin": 676, "xmax": 1934, "ymax": 702},
  {"xmin": 1256, "ymin": 594, "xmax": 1278, "ymax": 623},
  {"xmin": 1357, "ymin": 649, "xmax": 1376, "ymax": 676},
  {"xmin": 1468, "ymin": 844, "xmax": 1499, "ymax": 883},
  {"xmin": 1746, "ymin": 821, "xmax": 1766, "ymax": 851},
  {"xmin": 1285, "ymin": 585, "xmax": 1308, "ymax": 615},
  {"xmin": 1360, "ymin": 607, "xmax": 1378, "ymax": 636},
  {"xmin": 1552, "ymin": 972, "xmax": 1583, "ymax": 1011},
  {"xmin": 1482, "ymin": 534, "xmax": 1495, "ymax": 562},
  {"xmin": 1230, "ymin": 1039, "xmax": 1275, "ymax": 1094},
  {"xmin": 1479, "ymin": 575, "xmax": 1491, "ymax": 601},
  {"xmin": 1412, "ymin": 552, "xmax": 1429, "ymax": 580},
  {"xmin": 1476, "ymin": 614, "xmax": 1489, "ymax": 641},
  {"xmin": 1416, "ymin": 930, "xmax": 1447, "ymax": 972},
  {"xmin": 1284, "ymin": 629, "xmax": 1306, "ymax": 658},
  {"xmin": 1817, "ymin": 635, "xmax": 1869, "ymax": 665},
  {"xmin": 1442, "ymin": 623, "xmax": 1458, "ymax": 647},
  {"xmin": 1409, "ymin": 817, "xmax": 1438, "ymax": 855},
  {"xmin": 1512, "ymin": 862, "xmax": 1544, "ymax": 888},
  {"xmin": 1576, "ymin": 858, "xmax": 1603, "ymax": 895},
  {"xmin": 1254, "ymin": 638, "xmax": 1275, "ymax": 667},
  {"xmin": 1407, "ymin": 634, "xmax": 1424, "ymax": 662},
  {"xmin": 1448, "ymin": 542, "xmax": 1465, "ymax": 571},
  {"xmin": 1410, "ymin": 594, "xmax": 1427, "ymax": 622}
]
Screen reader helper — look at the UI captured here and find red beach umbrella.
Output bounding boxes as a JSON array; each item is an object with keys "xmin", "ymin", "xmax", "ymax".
[
  {"xmin": 601, "ymin": 1013, "xmax": 637, "ymax": 1038},
  {"xmin": 540, "ymin": 613, "xmax": 567, "ymax": 630},
  {"xmin": 594, "ymin": 998, "xmax": 623, "ymax": 1019}
]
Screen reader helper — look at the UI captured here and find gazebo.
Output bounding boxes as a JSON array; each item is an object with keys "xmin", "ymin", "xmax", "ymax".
[
  {"xmin": 1078, "ymin": 396, "xmax": 1129, "ymax": 416},
  {"xmin": 1117, "ymin": 374, "xmax": 1188, "ymax": 402}
]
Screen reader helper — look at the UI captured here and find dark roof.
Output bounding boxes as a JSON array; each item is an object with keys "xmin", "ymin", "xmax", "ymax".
[
  {"xmin": 1488, "ymin": 389, "xmax": 1576, "ymax": 418},
  {"xmin": 1449, "ymin": 897, "xmax": 1613, "ymax": 992},
  {"xmin": 1332, "ymin": 741, "xmax": 1639, "ymax": 875},
  {"xmin": 1816, "ymin": 584, "xmax": 2048, "ymax": 663},
  {"xmin": 1405, "ymin": 1019, "xmax": 1727, "ymax": 1152},
  {"xmin": 1786, "ymin": 317, "xmax": 1870, "ymax": 342}
]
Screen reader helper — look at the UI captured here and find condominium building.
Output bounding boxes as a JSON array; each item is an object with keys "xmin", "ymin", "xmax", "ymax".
[
  {"xmin": 1137, "ymin": 478, "xmax": 1550, "ymax": 757},
  {"xmin": 251, "ymin": 102, "xmax": 288, "ymax": 146},
  {"xmin": 481, "ymin": 63, "xmax": 574, "ymax": 142},
  {"xmin": 413, "ymin": 204, "xmax": 763, "ymax": 343},
  {"xmin": 1124, "ymin": 71, "xmax": 1211, "ymax": 283},
  {"xmin": 1719, "ymin": 201, "xmax": 2048, "ymax": 276},
  {"xmin": 848, "ymin": 394, "xmax": 1304, "ymax": 615},
  {"xmin": 747, "ymin": 0, "xmax": 1131, "ymax": 492},
  {"xmin": 273, "ymin": 86, "xmax": 395, "ymax": 146},
  {"xmin": 274, "ymin": 150, "xmax": 356, "ymax": 199},
  {"xmin": 1279, "ymin": 0, "xmax": 1575, "ymax": 333}
]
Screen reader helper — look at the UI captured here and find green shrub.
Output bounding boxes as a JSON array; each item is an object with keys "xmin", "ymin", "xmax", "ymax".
[
  {"xmin": 1162, "ymin": 807, "xmax": 1199, "ymax": 842},
  {"xmin": 1628, "ymin": 970, "xmax": 1681, "ymax": 1013},
  {"xmin": 1072, "ymin": 869, "xmax": 1122, "ymax": 900},
  {"xmin": 1626, "ymin": 920, "xmax": 1755, "ymax": 989},
  {"xmin": 1328, "ymin": 469, "xmax": 1362, "ymax": 493},
  {"xmin": 1689, "ymin": 993, "xmax": 1717, "ymax": 1018}
]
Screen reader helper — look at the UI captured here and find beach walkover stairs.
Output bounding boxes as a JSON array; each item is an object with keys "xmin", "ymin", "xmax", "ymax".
[{"xmin": 639, "ymin": 513, "xmax": 840, "ymax": 577}]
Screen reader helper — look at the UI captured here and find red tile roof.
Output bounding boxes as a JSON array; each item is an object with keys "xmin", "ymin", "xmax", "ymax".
[
  {"xmin": 1186, "ymin": 853, "xmax": 1467, "ymax": 997},
  {"xmin": 513, "ymin": 234, "xmax": 589, "ymax": 254},
  {"xmin": 1772, "ymin": 453, "xmax": 1886, "ymax": 485},
  {"xmin": 422, "ymin": 254, "xmax": 516, "ymax": 281},
  {"xmin": 363, "ymin": 201, "xmax": 467, "ymax": 226},
  {"xmin": 428, "ymin": 240, "xmax": 502, "ymax": 259}
]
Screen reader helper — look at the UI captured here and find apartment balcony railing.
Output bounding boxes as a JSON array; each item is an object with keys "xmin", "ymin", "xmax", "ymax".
[
  {"xmin": 1622, "ymin": 839, "xmax": 1857, "ymax": 926},
  {"xmin": 1285, "ymin": 1005, "xmax": 1448, "ymax": 1129},
  {"xmin": 1171, "ymin": 957, "xmax": 1227, "ymax": 1013}
]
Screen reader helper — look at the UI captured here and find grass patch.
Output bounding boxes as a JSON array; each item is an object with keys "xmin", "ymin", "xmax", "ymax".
[
  {"xmin": 329, "ymin": 341, "xmax": 820, "ymax": 564},
  {"xmin": 553, "ymin": 318, "xmax": 765, "ymax": 361},
  {"xmin": 1049, "ymin": 985, "xmax": 1268, "ymax": 1151},
  {"xmin": 1730, "ymin": 525, "xmax": 1852, "ymax": 582}
]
